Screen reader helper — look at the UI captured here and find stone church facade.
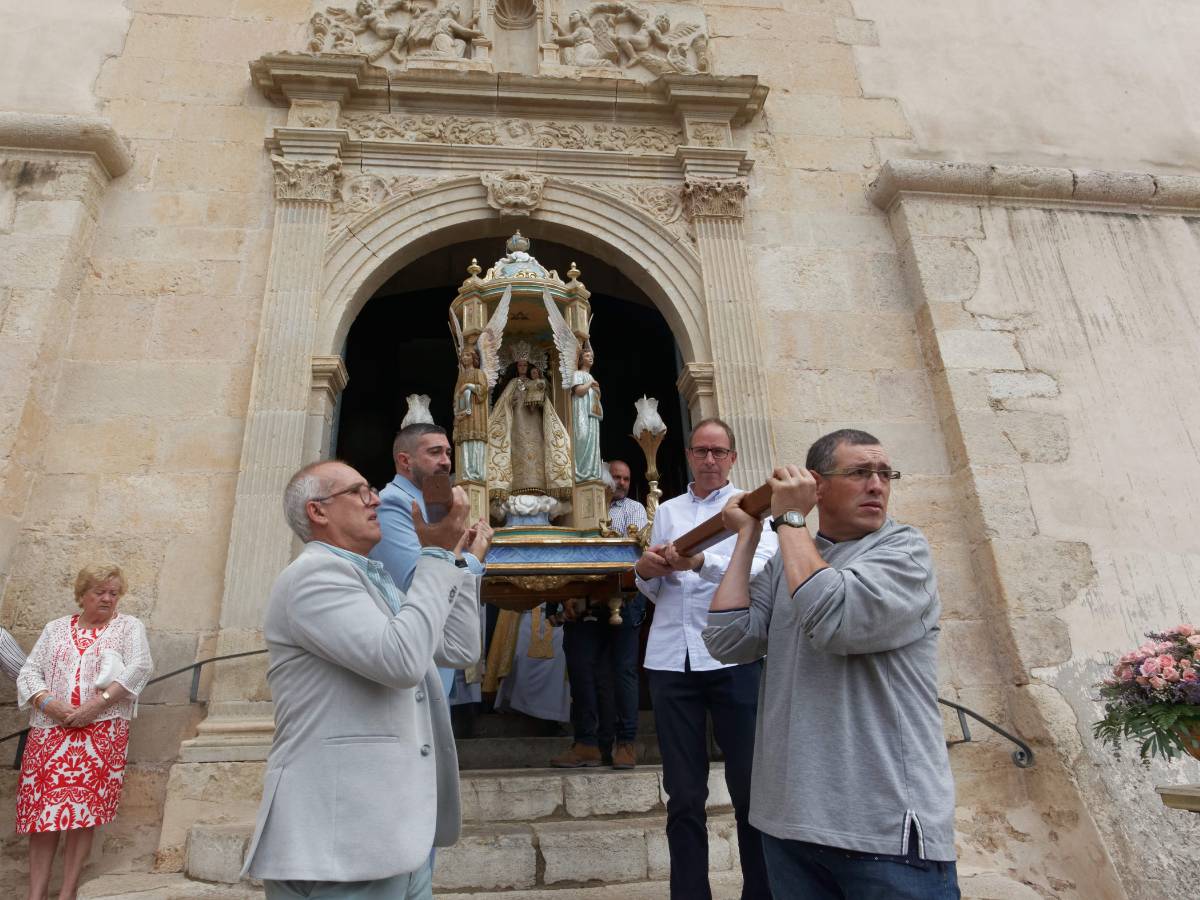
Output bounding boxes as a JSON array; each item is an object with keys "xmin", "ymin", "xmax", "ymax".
[{"xmin": 0, "ymin": 1, "xmax": 1197, "ymax": 896}]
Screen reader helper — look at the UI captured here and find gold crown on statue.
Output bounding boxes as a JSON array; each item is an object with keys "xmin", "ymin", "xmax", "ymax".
[{"xmin": 505, "ymin": 340, "xmax": 548, "ymax": 372}]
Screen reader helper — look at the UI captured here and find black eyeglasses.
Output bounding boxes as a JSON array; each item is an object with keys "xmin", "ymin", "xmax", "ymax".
[
  {"xmin": 819, "ymin": 468, "xmax": 901, "ymax": 482},
  {"xmin": 688, "ymin": 446, "xmax": 732, "ymax": 461},
  {"xmin": 312, "ymin": 483, "xmax": 380, "ymax": 505}
]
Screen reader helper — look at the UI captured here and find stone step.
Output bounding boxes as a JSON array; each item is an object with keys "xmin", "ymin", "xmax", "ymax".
[
  {"xmin": 463, "ymin": 709, "xmax": 657, "ymax": 739},
  {"xmin": 462, "ymin": 764, "xmax": 731, "ymax": 823},
  {"xmin": 456, "ymin": 734, "xmax": 662, "ymax": 769},
  {"xmin": 79, "ymin": 872, "xmax": 747, "ymax": 899},
  {"xmin": 180, "ymin": 766, "xmax": 735, "ymax": 885},
  {"xmin": 434, "ymin": 813, "xmax": 742, "ymax": 892}
]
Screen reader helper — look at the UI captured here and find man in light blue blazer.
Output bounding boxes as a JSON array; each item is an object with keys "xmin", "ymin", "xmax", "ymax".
[
  {"xmin": 370, "ymin": 423, "xmax": 493, "ymax": 703},
  {"xmin": 243, "ymin": 459, "xmax": 481, "ymax": 899}
]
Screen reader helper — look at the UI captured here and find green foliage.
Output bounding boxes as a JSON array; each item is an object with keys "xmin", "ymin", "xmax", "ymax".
[{"xmin": 1093, "ymin": 701, "xmax": 1200, "ymax": 762}]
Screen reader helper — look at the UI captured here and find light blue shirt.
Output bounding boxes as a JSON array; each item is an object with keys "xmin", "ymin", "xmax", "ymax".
[
  {"xmin": 369, "ymin": 473, "xmax": 485, "ymax": 695},
  {"xmin": 314, "ymin": 541, "xmax": 404, "ymax": 614}
]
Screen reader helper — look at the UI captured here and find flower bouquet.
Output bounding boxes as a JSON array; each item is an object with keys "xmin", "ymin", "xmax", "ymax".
[{"xmin": 1093, "ymin": 625, "xmax": 1200, "ymax": 761}]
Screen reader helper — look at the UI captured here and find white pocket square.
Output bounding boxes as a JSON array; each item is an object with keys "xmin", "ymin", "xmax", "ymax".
[{"xmin": 95, "ymin": 649, "xmax": 125, "ymax": 689}]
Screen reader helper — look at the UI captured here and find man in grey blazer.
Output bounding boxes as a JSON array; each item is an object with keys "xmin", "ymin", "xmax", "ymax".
[{"xmin": 243, "ymin": 459, "xmax": 482, "ymax": 899}]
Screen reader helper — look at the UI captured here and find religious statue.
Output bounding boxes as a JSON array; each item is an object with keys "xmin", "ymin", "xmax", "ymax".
[
  {"xmin": 486, "ymin": 341, "xmax": 574, "ymax": 521},
  {"xmin": 449, "ymin": 284, "xmax": 511, "ymax": 485},
  {"xmin": 551, "ymin": 10, "xmax": 617, "ymax": 68},
  {"xmin": 452, "ymin": 346, "xmax": 488, "ymax": 481},
  {"xmin": 544, "ymin": 291, "xmax": 603, "ymax": 483},
  {"xmin": 392, "ymin": 1, "xmax": 484, "ymax": 60}
]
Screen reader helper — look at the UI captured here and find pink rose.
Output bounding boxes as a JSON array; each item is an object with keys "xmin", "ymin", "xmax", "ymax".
[
  {"xmin": 1156, "ymin": 642, "xmax": 1175, "ymax": 654},
  {"xmin": 1176, "ymin": 624, "xmax": 1195, "ymax": 637},
  {"xmin": 1118, "ymin": 666, "xmax": 1135, "ymax": 682},
  {"xmin": 1187, "ymin": 635, "xmax": 1200, "ymax": 647},
  {"xmin": 1164, "ymin": 668, "xmax": 1181, "ymax": 682},
  {"xmin": 1119, "ymin": 651, "xmax": 1141, "ymax": 665},
  {"xmin": 1158, "ymin": 654, "xmax": 1177, "ymax": 668},
  {"xmin": 1140, "ymin": 658, "xmax": 1162, "ymax": 676},
  {"xmin": 1139, "ymin": 644, "xmax": 1157, "ymax": 656},
  {"xmin": 1149, "ymin": 676, "xmax": 1167, "ymax": 690},
  {"xmin": 1181, "ymin": 658, "xmax": 1193, "ymax": 669},
  {"xmin": 1183, "ymin": 670, "xmax": 1199, "ymax": 683},
  {"xmin": 1136, "ymin": 675, "xmax": 1149, "ymax": 686}
]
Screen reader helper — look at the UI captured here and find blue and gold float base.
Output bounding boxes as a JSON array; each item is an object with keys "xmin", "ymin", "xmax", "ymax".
[{"xmin": 482, "ymin": 526, "xmax": 641, "ymax": 612}]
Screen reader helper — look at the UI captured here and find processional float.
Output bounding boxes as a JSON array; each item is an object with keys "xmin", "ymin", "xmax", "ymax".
[{"xmin": 445, "ymin": 232, "xmax": 665, "ymax": 626}]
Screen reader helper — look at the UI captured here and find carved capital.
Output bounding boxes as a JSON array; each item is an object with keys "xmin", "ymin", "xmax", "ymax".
[
  {"xmin": 482, "ymin": 169, "xmax": 547, "ymax": 216},
  {"xmin": 683, "ymin": 176, "xmax": 748, "ymax": 219},
  {"xmin": 271, "ymin": 155, "xmax": 341, "ymax": 202},
  {"xmin": 676, "ymin": 361, "xmax": 716, "ymax": 415},
  {"xmin": 311, "ymin": 355, "xmax": 349, "ymax": 402}
]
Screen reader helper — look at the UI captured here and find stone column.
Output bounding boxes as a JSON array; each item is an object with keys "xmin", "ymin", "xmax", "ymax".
[
  {"xmin": 182, "ymin": 156, "xmax": 340, "ymax": 761},
  {"xmin": 683, "ymin": 176, "xmax": 774, "ymax": 486}
]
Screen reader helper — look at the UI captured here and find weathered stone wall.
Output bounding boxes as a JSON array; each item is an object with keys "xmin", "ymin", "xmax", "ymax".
[
  {"xmin": 853, "ymin": 0, "xmax": 1200, "ymax": 174},
  {"xmin": 875, "ymin": 162, "xmax": 1200, "ymax": 897},
  {"xmin": 0, "ymin": 0, "xmax": 1197, "ymax": 896}
]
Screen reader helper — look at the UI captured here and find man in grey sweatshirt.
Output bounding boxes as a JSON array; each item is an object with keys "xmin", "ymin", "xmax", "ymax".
[{"xmin": 699, "ymin": 429, "xmax": 959, "ymax": 899}]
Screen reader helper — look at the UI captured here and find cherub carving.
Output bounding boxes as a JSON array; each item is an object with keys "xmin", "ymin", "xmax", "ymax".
[
  {"xmin": 320, "ymin": 1, "xmax": 422, "ymax": 59},
  {"xmin": 613, "ymin": 4, "xmax": 702, "ymax": 73},
  {"xmin": 551, "ymin": 10, "xmax": 618, "ymax": 68},
  {"xmin": 392, "ymin": 1, "xmax": 484, "ymax": 59}
]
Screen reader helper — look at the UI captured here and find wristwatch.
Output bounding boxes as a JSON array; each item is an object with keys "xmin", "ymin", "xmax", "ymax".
[{"xmin": 770, "ymin": 510, "xmax": 806, "ymax": 531}]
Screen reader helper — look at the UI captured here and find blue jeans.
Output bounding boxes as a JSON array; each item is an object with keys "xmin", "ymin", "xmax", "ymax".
[
  {"xmin": 263, "ymin": 858, "xmax": 433, "ymax": 900},
  {"xmin": 761, "ymin": 831, "xmax": 959, "ymax": 900}
]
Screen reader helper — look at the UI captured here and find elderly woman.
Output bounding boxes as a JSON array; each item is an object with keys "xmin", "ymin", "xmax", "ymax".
[{"xmin": 16, "ymin": 563, "xmax": 153, "ymax": 900}]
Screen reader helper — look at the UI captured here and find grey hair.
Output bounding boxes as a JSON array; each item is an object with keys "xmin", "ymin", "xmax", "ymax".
[
  {"xmin": 282, "ymin": 461, "xmax": 337, "ymax": 541},
  {"xmin": 805, "ymin": 429, "xmax": 882, "ymax": 473}
]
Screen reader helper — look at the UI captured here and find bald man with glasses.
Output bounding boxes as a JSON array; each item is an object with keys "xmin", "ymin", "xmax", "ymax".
[{"xmin": 634, "ymin": 417, "xmax": 777, "ymax": 900}]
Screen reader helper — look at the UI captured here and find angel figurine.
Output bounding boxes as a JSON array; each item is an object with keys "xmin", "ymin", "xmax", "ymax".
[
  {"xmin": 543, "ymin": 291, "xmax": 604, "ymax": 483},
  {"xmin": 449, "ymin": 285, "xmax": 512, "ymax": 484}
]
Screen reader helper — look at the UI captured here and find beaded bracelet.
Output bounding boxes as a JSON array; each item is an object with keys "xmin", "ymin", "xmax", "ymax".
[{"xmin": 37, "ymin": 694, "xmax": 53, "ymax": 712}]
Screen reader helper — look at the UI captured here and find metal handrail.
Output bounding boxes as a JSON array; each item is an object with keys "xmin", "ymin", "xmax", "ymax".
[
  {"xmin": 2, "ymin": 649, "xmax": 1035, "ymax": 770},
  {"xmin": 1, "ymin": 649, "xmax": 269, "ymax": 769},
  {"xmin": 939, "ymin": 696, "xmax": 1035, "ymax": 768}
]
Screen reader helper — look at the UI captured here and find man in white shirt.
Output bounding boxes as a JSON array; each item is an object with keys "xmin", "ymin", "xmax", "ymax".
[{"xmin": 634, "ymin": 419, "xmax": 777, "ymax": 900}]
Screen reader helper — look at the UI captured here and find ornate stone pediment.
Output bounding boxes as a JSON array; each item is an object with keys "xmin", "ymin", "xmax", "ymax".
[{"xmin": 482, "ymin": 170, "xmax": 547, "ymax": 216}]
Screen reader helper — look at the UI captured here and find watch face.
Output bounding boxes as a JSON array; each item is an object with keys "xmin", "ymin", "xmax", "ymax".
[{"xmin": 785, "ymin": 511, "xmax": 804, "ymax": 526}]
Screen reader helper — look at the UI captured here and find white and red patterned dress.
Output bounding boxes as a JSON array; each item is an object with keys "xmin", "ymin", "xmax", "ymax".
[{"xmin": 16, "ymin": 617, "xmax": 132, "ymax": 833}]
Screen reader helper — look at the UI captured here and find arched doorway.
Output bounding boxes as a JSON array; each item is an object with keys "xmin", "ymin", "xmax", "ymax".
[{"xmin": 335, "ymin": 235, "xmax": 690, "ymax": 501}]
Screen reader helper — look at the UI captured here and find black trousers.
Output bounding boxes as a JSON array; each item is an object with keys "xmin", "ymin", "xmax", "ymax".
[
  {"xmin": 563, "ymin": 595, "xmax": 645, "ymax": 747},
  {"xmin": 647, "ymin": 659, "xmax": 771, "ymax": 900}
]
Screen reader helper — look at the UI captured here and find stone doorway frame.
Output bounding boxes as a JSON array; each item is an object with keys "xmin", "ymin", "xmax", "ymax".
[{"xmin": 183, "ymin": 55, "xmax": 774, "ymax": 758}]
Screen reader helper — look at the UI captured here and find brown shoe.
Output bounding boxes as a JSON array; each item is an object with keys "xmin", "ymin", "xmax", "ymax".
[
  {"xmin": 550, "ymin": 742, "xmax": 602, "ymax": 768},
  {"xmin": 612, "ymin": 742, "xmax": 637, "ymax": 770}
]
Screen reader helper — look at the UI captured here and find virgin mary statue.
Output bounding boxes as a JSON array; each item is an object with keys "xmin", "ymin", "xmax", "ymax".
[{"xmin": 486, "ymin": 342, "xmax": 573, "ymax": 520}]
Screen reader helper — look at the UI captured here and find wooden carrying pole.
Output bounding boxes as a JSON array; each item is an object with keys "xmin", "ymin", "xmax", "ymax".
[{"xmin": 672, "ymin": 483, "xmax": 773, "ymax": 556}]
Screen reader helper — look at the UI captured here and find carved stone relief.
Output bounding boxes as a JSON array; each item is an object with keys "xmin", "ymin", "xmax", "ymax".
[
  {"xmin": 575, "ymin": 180, "xmax": 692, "ymax": 243},
  {"xmin": 553, "ymin": 2, "xmax": 710, "ymax": 75},
  {"xmin": 494, "ymin": 0, "xmax": 539, "ymax": 29},
  {"xmin": 302, "ymin": 0, "xmax": 710, "ymax": 77},
  {"xmin": 482, "ymin": 170, "xmax": 547, "ymax": 216},
  {"xmin": 682, "ymin": 175, "xmax": 748, "ymax": 220},
  {"xmin": 307, "ymin": 1, "xmax": 484, "ymax": 63},
  {"xmin": 688, "ymin": 123, "xmax": 727, "ymax": 148},
  {"xmin": 329, "ymin": 171, "xmax": 451, "ymax": 233},
  {"xmin": 271, "ymin": 156, "xmax": 342, "ymax": 202},
  {"xmin": 339, "ymin": 112, "xmax": 683, "ymax": 153}
]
